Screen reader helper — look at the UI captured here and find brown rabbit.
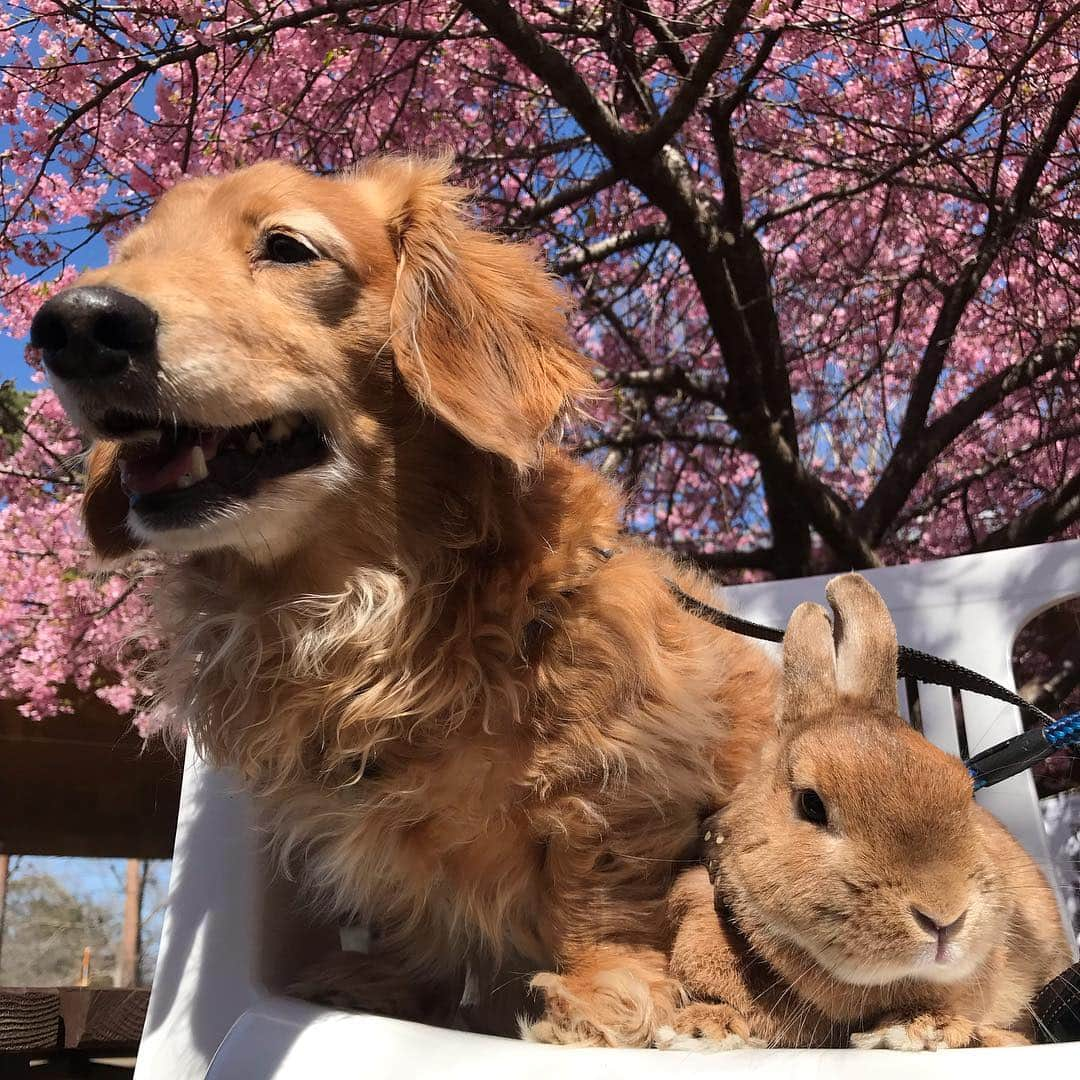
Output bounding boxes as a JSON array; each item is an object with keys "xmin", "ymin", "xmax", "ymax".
[{"xmin": 662, "ymin": 573, "xmax": 1071, "ymax": 1051}]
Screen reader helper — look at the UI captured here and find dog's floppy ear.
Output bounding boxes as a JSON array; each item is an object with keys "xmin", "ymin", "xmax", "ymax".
[
  {"xmin": 82, "ymin": 440, "xmax": 141, "ymax": 560},
  {"xmin": 362, "ymin": 156, "xmax": 591, "ymax": 470}
]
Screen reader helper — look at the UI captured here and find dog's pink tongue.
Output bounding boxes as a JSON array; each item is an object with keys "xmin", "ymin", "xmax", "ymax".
[{"xmin": 120, "ymin": 441, "xmax": 198, "ymax": 495}]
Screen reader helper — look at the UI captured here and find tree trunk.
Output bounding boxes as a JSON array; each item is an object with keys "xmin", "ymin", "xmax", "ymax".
[
  {"xmin": 116, "ymin": 859, "xmax": 146, "ymax": 987},
  {"xmin": 0, "ymin": 853, "xmax": 9, "ymax": 979}
]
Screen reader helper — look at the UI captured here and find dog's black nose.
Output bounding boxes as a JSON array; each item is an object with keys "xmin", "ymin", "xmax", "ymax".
[{"xmin": 30, "ymin": 286, "xmax": 157, "ymax": 380}]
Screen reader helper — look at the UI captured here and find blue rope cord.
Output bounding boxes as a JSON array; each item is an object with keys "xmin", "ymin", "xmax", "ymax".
[
  {"xmin": 1045, "ymin": 710, "xmax": 1080, "ymax": 748},
  {"xmin": 968, "ymin": 710, "xmax": 1080, "ymax": 791}
]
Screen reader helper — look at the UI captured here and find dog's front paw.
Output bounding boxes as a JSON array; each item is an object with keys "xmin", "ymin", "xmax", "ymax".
[
  {"xmin": 521, "ymin": 960, "xmax": 683, "ymax": 1048},
  {"xmin": 851, "ymin": 1012, "xmax": 976, "ymax": 1051},
  {"xmin": 520, "ymin": 972, "xmax": 610, "ymax": 1047},
  {"xmin": 655, "ymin": 1002, "xmax": 757, "ymax": 1051},
  {"xmin": 974, "ymin": 1025, "xmax": 1030, "ymax": 1048}
]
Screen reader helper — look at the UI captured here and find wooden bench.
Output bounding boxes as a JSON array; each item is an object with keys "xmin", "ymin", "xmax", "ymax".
[{"xmin": 0, "ymin": 987, "xmax": 148, "ymax": 1076}]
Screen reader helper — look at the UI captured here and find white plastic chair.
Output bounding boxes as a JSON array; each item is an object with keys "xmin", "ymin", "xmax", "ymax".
[{"xmin": 134, "ymin": 539, "xmax": 1080, "ymax": 1079}]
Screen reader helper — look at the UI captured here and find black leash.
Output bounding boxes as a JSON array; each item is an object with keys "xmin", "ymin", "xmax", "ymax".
[
  {"xmin": 1032, "ymin": 962, "xmax": 1080, "ymax": 1044},
  {"xmin": 663, "ymin": 578, "xmax": 1080, "ymax": 792},
  {"xmin": 589, "ymin": 548, "xmax": 1074, "ymax": 791},
  {"xmin": 665, "ymin": 579, "xmax": 1053, "ymax": 722}
]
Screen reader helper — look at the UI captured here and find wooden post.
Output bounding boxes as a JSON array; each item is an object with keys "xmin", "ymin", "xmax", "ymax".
[
  {"xmin": 116, "ymin": 858, "xmax": 146, "ymax": 987},
  {"xmin": 0, "ymin": 853, "xmax": 9, "ymax": 978},
  {"xmin": 79, "ymin": 946, "xmax": 91, "ymax": 987}
]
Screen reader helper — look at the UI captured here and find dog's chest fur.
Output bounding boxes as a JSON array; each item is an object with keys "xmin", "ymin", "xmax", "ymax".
[
  {"xmin": 157, "ymin": 535, "xmax": 774, "ymax": 976},
  {"xmin": 158, "ymin": 564, "xmax": 569, "ymax": 965},
  {"xmin": 309, "ymin": 725, "xmax": 551, "ymax": 957}
]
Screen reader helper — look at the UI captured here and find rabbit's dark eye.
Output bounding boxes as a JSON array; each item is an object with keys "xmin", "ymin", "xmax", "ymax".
[
  {"xmin": 263, "ymin": 232, "xmax": 319, "ymax": 264},
  {"xmin": 796, "ymin": 788, "xmax": 828, "ymax": 826}
]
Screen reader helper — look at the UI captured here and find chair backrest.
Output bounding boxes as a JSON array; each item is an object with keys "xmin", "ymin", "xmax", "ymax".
[{"xmin": 134, "ymin": 540, "xmax": 1079, "ymax": 1079}]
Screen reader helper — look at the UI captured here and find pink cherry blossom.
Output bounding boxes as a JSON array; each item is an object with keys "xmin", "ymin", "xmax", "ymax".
[{"xmin": 1, "ymin": 1, "xmax": 1077, "ymax": 724}]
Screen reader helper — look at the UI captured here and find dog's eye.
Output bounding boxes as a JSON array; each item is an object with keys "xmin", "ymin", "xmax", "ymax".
[
  {"xmin": 263, "ymin": 232, "xmax": 319, "ymax": 264},
  {"xmin": 796, "ymin": 788, "xmax": 828, "ymax": 827}
]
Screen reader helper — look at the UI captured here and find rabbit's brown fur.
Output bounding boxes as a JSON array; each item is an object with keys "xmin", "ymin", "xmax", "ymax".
[{"xmin": 664, "ymin": 574, "xmax": 1071, "ymax": 1051}]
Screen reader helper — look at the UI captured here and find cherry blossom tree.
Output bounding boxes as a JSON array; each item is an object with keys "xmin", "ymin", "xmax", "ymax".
[
  {"xmin": 1, "ymin": 1, "xmax": 1078, "ymax": 726},
  {"xmin": 0, "ymin": 380, "xmax": 152, "ymax": 721}
]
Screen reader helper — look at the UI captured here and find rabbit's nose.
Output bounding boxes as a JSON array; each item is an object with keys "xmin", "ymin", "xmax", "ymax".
[{"xmin": 911, "ymin": 905, "xmax": 967, "ymax": 943}]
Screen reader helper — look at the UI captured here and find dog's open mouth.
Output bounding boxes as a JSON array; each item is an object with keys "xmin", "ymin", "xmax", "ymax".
[{"xmin": 102, "ymin": 409, "xmax": 330, "ymax": 528}]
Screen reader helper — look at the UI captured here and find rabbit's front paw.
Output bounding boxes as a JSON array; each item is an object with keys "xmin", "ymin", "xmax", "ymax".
[
  {"xmin": 851, "ymin": 1012, "xmax": 976, "ymax": 1051},
  {"xmin": 656, "ymin": 1002, "xmax": 756, "ymax": 1051}
]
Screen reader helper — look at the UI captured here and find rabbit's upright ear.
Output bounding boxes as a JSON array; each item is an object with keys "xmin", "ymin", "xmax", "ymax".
[
  {"xmin": 780, "ymin": 601, "xmax": 838, "ymax": 723},
  {"xmin": 825, "ymin": 573, "xmax": 898, "ymax": 714}
]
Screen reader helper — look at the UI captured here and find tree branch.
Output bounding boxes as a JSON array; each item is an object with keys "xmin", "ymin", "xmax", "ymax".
[
  {"xmin": 605, "ymin": 368, "xmax": 875, "ymax": 568},
  {"xmin": 893, "ymin": 422, "xmax": 1080, "ymax": 531},
  {"xmin": 2, "ymin": 1, "xmax": 392, "ymax": 242},
  {"xmin": 894, "ymin": 62, "xmax": 1080, "ymax": 452},
  {"xmin": 552, "ymin": 222, "xmax": 669, "ymax": 273},
  {"xmin": 711, "ymin": 16, "xmax": 788, "ymax": 124},
  {"xmin": 459, "ymin": 0, "xmax": 628, "ymax": 150},
  {"xmin": 510, "ymin": 166, "xmax": 621, "ymax": 230},
  {"xmin": 605, "ymin": 364, "xmax": 726, "ymax": 402},
  {"xmin": 631, "ymin": 2, "xmax": 752, "ymax": 154},
  {"xmin": 752, "ymin": 3, "xmax": 1080, "ymax": 230},
  {"xmin": 456, "ymin": 2, "xmax": 880, "ymax": 572},
  {"xmin": 679, "ymin": 546, "xmax": 777, "ymax": 573},
  {"xmin": 859, "ymin": 326, "xmax": 1080, "ymax": 542},
  {"xmin": 974, "ymin": 470, "xmax": 1080, "ymax": 551},
  {"xmin": 1022, "ymin": 661, "xmax": 1080, "ymax": 717},
  {"xmin": 574, "ymin": 430, "xmax": 738, "ymax": 455}
]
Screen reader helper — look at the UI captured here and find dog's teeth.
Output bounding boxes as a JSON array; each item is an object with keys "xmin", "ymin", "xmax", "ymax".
[
  {"xmin": 190, "ymin": 446, "xmax": 209, "ymax": 481},
  {"xmin": 176, "ymin": 473, "xmax": 194, "ymax": 489},
  {"xmin": 268, "ymin": 418, "xmax": 290, "ymax": 442},
  {"xmin": 246, "ymin": 432, "xmax": 264, "ymax": 453}
]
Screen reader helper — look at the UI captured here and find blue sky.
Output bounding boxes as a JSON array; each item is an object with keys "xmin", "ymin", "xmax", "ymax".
[
  {"xmin": 2, "ymin": 232, "xmax": 112, "ymax": 390},
  {"xmin": 2, "ymin": 338, "xmax": 35, "ymax": 389},
  {"xmin": 1, "ymin": 856, "xmax": 171, "ymax": 986}
]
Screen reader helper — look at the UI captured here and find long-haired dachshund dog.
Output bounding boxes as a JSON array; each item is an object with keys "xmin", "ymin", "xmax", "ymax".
[{"xmin": 32, "ymin": 157, "xmax": 776, "ymax": 1046}]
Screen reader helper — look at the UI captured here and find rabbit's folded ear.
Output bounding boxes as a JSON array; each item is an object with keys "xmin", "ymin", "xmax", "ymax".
[
  {"xmin": 780, "ymin": 601, "xmax": 837, "ymax": 722},
  {"xmin": 825, "ymin": 573, "xmax": 898, "ymax": 714}
]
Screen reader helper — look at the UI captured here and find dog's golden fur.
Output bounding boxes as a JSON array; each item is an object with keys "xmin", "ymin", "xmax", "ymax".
[{"xmin": 66, "ymin": 158, "xmax": 777, "ymax": 1045}]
